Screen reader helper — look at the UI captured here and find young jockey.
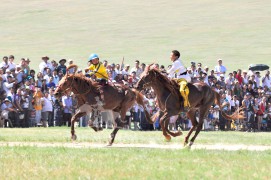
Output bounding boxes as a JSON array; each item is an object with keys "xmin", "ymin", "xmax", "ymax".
[
  {"xmin": 86, "ymin": 53, "xmax": 108, "ymax": 85},
  {"xmin": 167, "ymin": 50, "xmax": 191, "ymax": 108}
]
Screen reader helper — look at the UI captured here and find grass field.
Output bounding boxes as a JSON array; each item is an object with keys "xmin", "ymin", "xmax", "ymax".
[
  {"xmin": 0, "ymin": 127, "xmax": 271, "ymax": 145},
  {"xmin": 1, "ymin": 0, "xmax": 271, "ymax": 72},
  {"xmin": 0, "ymin": 128, "xmax": 271, "ymax": 179}
]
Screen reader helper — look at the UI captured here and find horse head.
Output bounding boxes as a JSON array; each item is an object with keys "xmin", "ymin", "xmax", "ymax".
[
  {"xmin": 136, "ymin": 63, "xmax": 155, "ymax": 91},
  {"xmin": 54, "ymin": 74, "xmax": 74, "ymax": 99},
  {"xmin": 54, "ymin": 64, "xmax": 79, "ymax": 99}
]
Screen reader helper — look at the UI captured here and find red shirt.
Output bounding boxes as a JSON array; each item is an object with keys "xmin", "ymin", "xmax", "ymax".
[{"xmin": 235, "ymin": 74, "xmax": 243, "ymax": 84}]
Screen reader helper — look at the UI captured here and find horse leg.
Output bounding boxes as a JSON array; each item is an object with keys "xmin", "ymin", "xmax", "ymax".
[
  {"xmin": 88, "ymin": 109, "xmax": 102, "ymax": 132},
  {"xmin": 165, "ymin": 115, "xmax": 182, "ymax": 137},
  {"xmin": 159, "ymin": 113, "xmax": 171, "ymax": 141},
  {"xmin": 108, "ymin": 111, "xmax": 121, "ymax": 146},
  {"xmin": 184, "ymin": 109, "xmax": 198, "ymax": 146},
  {"xmin": 108, "ymin": 127, "xmax": 120, "ymax": 146},
  {"xmin": 189, "ymin": 105, "xmax": 210, "ymax": 146},
  {"xmin": 71, "ymin": 112, "xmax": 86, "ymax": 141}
]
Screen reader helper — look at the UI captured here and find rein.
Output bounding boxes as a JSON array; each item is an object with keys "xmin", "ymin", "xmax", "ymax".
[{"xmin": 61, "ymin": 75, "xmax": 91, "ymax": 96}]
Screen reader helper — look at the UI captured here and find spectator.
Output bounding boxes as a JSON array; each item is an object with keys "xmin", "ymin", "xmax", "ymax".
[
  {"xmin": 262, "ymin": 70, "xmax": 271, "ymax": 89},
  {"xmin": 122, "ymin": 64, "xmax": 130, "ymax": 75},
  {"xmin": 52, "ymin": 69, "xmax": 60, "ymax": 85},
  {"xmin": 41, "ymin": 92, "xmax": 53, "ymax": 127},
  {"xmin": 7, "ymin": 55, "xmax": 16, "ymax": 71},
  {"xmin": 47, "ymin": 77, "xmax": 56, "ymax": 89},
  {"xmin": 3, "ymin": 76, "xmax": 16, "ymax": 95},
  {"xmin": 1, "ymin": 98, "xmax": 18, "ymax": 127},
  {"xmin": 242, "ymin": 70, "xmax": 249, "ymax": 84},
  {"xmin": 39, "ymin": 56, "xmax": 53, "ymax": 75},
  {"xmin": 257, "ymin": 97, "xmax": 267, "ymax": 131},
  {"xmin": 235, "ymin": 69, "xmax": 243, "ymax": 85},
  {"xmin": 57, "ymin": 59, "xmax": 67, "ymax": 75},
  {"xmin": 33, "ymin": 88, "xmax": 43, "ymax": 126},
  {"xmin": 214, "ymin": 59, "xmax": 227, "ymax": 77},
  {"xmin": 62, "ymin": 91, "xmax": 73, "ymax": 126},
  {"xmin": 24, "ymin": 58, "xmax": 31, "ymax": 75},
  {"xmin": 41, "ymin": 79, "xmax": 48, "ymax": 93},
  {"xmin": 0, "ymin": 56, "xmax": 9, "ymax": 72},
  {"xmin": 21, "ymin": 87, "xmax": 30, "ymax": 128},
  {"xmin": 130, "ymin": 60, "xmax": 143, "ymax": 77},
  {"xmin": 225, "ymin": 72, "xmax": 235, "ymax": 90}
]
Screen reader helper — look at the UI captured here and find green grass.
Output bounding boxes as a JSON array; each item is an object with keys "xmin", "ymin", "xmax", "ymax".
[
  {"xmin": 1, "ymin": 128, "xmax": 271, "ymax": 179},
  {"xmin": 0, "ymin": 127, "xmax": 271, "ymax": 145},
  {"xmin": 1, "ymin": 0, "xmax": 271, "ymax": 72},
  {"xmin": 0, "ymin": 146, "xmax": 270, "ymax": 179}
]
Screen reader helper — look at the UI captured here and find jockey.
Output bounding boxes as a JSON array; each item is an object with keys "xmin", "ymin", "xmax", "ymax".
[
  {"xmin": 167, "ymin": 50, "xmax": 191, "ymax": 82},
  {"xmin": 167, "ymin": 50, "xmax": 191, "ymax": 108},
  {"xmin": 86, "ymin": 53, "xmax": 109, "ymax": 85}
]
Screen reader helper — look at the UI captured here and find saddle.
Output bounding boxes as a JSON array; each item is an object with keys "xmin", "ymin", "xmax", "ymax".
[{"xmin": 177, "ymin": 78, "xmax": 190, "ymax": 108}]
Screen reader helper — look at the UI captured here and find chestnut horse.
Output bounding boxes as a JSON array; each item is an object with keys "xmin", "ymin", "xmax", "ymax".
[
  {"xmin": 54, "ymin": 65, "xmax": 150, "ymax": 146},
  {"xmin": 136, "ymin": 66, "xmax": 243, "ymax": 147}
]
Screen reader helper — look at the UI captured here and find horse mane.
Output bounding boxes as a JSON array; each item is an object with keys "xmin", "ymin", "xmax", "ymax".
[
  {"xmin": 69, "ymin": 73, "xmax": 100, "ymax": 93},
  {"xmin": 150, "ymin": 69, "xmax": 179, "ymax": 96}
]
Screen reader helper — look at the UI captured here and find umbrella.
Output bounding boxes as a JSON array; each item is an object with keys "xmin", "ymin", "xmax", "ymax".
[{"xmin": 248, "ymin": 64, "xmax": 269, "ymax": 71}]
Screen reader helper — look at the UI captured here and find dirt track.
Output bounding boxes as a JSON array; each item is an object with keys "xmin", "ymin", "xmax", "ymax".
[{"xmin": 1, "ymin": 142, "xmax": 271, "ymax": 151}]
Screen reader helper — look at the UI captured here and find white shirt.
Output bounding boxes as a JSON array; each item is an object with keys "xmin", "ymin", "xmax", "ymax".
[
  {"xmin": 0, "ymin": 62, "xmax": 9, "ymax": 69},
  {"xmin": 262, "ymin": 76, "xmax": 271, "ymax": 88},
  {"xmin": 52, "ymin": 75, "xmax": 60, "ymax": 85},
  {"xmin": 214, "ymin": 65, "xmax": 227, "ymax": 77},
  {"xmin": 130, "ymin": 67, "xmax": 143, "ymax": 77},
  {"xmin": 230, "ymin": 99, "xmax": 239, "ymax": 108},
  {"xmin": 39, "ymin": 61, "xmax": 53, "ymax": 75},
  {"xmin": 41, "ymin": 97, "xmax": 53, "ymax": 112},
  {"xmin": 3, "ymin": 81, "xmax": 14, "ymax": 94},
  {"xmin": 167, "ymin": 59, "xmax": 186, "ymax": 78},
  {"xmin": 7, "ymin": 62, "xmax": 16, "ymax": 70}
]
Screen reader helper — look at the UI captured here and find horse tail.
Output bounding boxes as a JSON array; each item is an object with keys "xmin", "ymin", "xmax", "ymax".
[
  {"xmin": 131, "ymin": 89, "xmax": 153, "ymax": 124},
  {"xmin": 67, "ymin": 64, "xmax": 78, "ymax": 74},
  {"xmin": 214, "ymin": 91, "xmax": 244, "ymax": 120}
]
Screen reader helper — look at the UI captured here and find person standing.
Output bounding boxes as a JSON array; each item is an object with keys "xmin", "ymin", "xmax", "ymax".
[
  {"xmin": 33, "ymin": 88, "xmax": 43, "ymax": 126},
  {"xmin": 62, "ymin": 92, "xmax": 73, "ymax": 126},
  {"xmin": 57, "ymin": 59, "xmax": 67, "ymax": 75},
  {"xmin": 39, "ymin": 56, "xmax": 53, "ymax": 75},
  {"xmin": 214, "ymin": 59, "xmax": 227, "ymax": 78},
  {"xmin": 262, "ymin": 70, "xmax": 271, "ymax": 89},
  {"xmin": 41, "ymin": 92, "xmax": 53, "ymax": 127},
  {"xmin": 21, "ymin": 88, "xmax": 30, "ymax": 128},
  {"xmin": 130, "ymin": 60, "xmax": 143, "ymax": 77}
]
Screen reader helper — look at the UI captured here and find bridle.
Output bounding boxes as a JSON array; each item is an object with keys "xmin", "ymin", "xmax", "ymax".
[
  {"xmin": 59, "ymin": 75, "xmax": 91, "ymax": 96},
  {"xmin": 140, "ymin": 71, "xmax": 171, "ymax": 112}
]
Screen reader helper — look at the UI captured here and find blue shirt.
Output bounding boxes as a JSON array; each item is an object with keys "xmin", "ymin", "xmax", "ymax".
[{"xmin": 62, "ymin": 95, "xmax": 72, "ymax": 113}]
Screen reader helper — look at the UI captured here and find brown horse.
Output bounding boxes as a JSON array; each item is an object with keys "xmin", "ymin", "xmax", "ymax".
[
  {"xmin": 136, "ymin": 65, "xmax": 243, "ymax": 147},
  {"xmin": 54, "ymin": 65, "xmax": 150, "ymax": 146}
]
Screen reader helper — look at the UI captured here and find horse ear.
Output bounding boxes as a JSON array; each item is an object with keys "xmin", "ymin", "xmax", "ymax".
[{"xmin": 146, "ymin": 63, "xmax": 154, "ymax": 72}]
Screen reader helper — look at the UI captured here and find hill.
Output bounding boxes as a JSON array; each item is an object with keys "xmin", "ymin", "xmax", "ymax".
[{"xmin": 0, "ymin": 0, "xmax": 270, "ymax": 72}]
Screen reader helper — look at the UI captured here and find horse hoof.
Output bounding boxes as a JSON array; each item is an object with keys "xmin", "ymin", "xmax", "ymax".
[
  {"xmin": 176, "ymin": 131, "xmax": 183, "ymax": 136},
  {"xmin": 107, "ymin": 142, "xmax": 113, "ymax": 146},
  {"xmin": 165, "ymin": 135, "xmax": 171, "ymax": 141},
  {"xmin": 189, "ymin": 141, "xmax": 194, "ymax": 147},
  {"xmin": 71, "ymin": 134, "xmax": 77, "ymax": 141},
  {"xmin": 183, "ymin": 141, "xmax": 188, "ymax": 147}
]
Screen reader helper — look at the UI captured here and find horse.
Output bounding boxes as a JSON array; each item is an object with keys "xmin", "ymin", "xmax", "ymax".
[
  {"xmin": 136, "ymin": 65, "xmax": 243, "ymax": 147},
  {"xmin": 54, "ymin": 65, "xmax": 151, "ymax": 146}
]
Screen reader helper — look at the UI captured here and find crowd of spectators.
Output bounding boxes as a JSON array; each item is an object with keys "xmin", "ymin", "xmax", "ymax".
[{"xmin": 0, "ymin": 55, "xmax": 270, "ymax": 132}]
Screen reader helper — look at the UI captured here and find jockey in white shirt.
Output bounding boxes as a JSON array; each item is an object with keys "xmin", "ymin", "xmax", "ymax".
[
  {"xmin": 167, "ymin": 50, "xmax": 191, "ymax": 108},
  {"xmin": 167, "ymin": 50, "xmax": 191, "ymax": 82}
]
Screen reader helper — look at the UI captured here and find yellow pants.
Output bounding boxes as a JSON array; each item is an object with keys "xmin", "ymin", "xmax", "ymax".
[{"xmin": 178, "ymin": 79, "xmax": 190, "ymax": 107}]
